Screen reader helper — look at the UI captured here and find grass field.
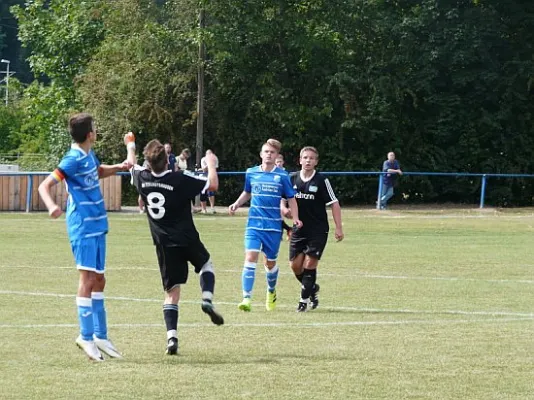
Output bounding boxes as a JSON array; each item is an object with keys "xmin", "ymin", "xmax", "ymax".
[{"xmin": 0, "ymin": 208, "xmax": 533, "ymax": 399}]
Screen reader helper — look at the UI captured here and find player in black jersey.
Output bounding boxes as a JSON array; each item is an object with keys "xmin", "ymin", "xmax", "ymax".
[
  {"xmin": 281, "ymin": 146, "xmax": 344, "ymax": 312},
  {"xmin": 124, "ymin": 134, "xmax": 224, "ymax": 355}
]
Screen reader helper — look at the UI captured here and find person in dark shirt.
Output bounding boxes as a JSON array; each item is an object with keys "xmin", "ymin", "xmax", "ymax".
[
  {"xmin": 164, "ymin": 143, "xmax": 177, "ymax": 172},
  {"xmin": 281, "ymin": 146, "xmax": 344, "ymax": 312},
  {"xmin": 379, "ymin": 152, "xmax": 402, "ymax": 210},
  {"xmin": 125, "ymin": 134, "xmax": 224, "ymax": 356}
]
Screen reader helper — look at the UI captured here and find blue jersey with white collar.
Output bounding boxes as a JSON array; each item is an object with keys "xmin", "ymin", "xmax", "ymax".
[
  {"xmin": 52, "ymin": 144, "xmax": 108, "ymax": 241},
  {"xmin": 244, "ymin": 165, "xmax": 295, "ymax": 232}
]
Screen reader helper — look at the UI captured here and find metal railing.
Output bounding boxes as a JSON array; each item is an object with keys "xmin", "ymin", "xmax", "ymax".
[{"xmin": 1, "ymin": 170, "xmax": 533, "ymax": 212}]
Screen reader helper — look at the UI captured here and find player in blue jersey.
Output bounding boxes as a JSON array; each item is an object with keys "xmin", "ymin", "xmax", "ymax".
[
  {"xmin": 229, "ymin": 139, "xmax": 302, "ymax": 311},
  {"xmin": 38, "ymin": 113, "xmax": 128, "ymax": 361}
]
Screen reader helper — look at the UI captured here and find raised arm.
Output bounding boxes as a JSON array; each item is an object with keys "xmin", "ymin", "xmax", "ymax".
[
  {"xmin": 204, "ymin": 150, "xmax": 219, "ymax": 192},
  {"xmin": 124, "ymin": 132, "xmax": 137, "ymax": 166}
]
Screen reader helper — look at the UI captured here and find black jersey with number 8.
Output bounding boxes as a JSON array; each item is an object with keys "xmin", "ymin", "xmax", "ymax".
[{"xmin": 130, "ymin": 165, "xmax": 209, "ymax": 246}]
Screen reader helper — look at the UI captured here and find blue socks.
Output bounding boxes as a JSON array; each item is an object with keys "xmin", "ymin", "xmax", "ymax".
[
  {"xmin": 241, "ymin": 262, "xmax": 279, "ymax": 297},
  {"xmin": 76, "ymin": 297, "xmax": 94, "ymax": 341},
  {"xmin": 91, "ymin": 292, "xmax": 108, "ymax": 340},
  {"xmin": 266, "ymin": 265, "xmax": 279, "ymax": 293},
  {"xmin": 242, "ymin": 262, "xmax": 256, "ymax": 298}
]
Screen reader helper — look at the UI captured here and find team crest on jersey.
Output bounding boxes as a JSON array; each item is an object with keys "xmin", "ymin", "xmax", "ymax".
[
  {"xmin": 84, "ymin": 173, "xmax": 98, "ymax": 187},
  {"xmin": 273, "ymin": 175, "xmax": 281, "ymax": 182},
  {"xmin": 309, "ymin": 185, "xmax": 318, "ymax": 192}
]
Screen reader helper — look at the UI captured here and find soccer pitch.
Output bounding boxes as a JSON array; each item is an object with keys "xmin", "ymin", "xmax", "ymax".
[{"xmin": 0, "ymin": 209, "xmax": 533, "ymax": 399}]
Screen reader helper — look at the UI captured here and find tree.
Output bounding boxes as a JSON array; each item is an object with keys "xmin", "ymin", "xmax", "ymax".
[
  {"xmin": 10, "ymin": 0, "xmax": 105, "ymax": 166},
  {"xmin": 78, "ymin": 0, "xmax": 200, "ymax": 163}
]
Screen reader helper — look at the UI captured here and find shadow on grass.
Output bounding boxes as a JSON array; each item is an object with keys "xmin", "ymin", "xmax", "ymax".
[{"xmin": 127, "ymin": 352, "xmax": 357, "ymax": 366}]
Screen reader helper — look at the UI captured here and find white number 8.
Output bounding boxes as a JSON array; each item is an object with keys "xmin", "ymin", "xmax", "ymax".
[{"xmin": 146, "ymin": 192, "xmax": 166, "ymax": 220}]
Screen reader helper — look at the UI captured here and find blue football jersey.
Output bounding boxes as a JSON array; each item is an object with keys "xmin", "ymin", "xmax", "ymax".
[
  {"xmin": 244, "ymin": 165, "xmax": 295, "ymax": 232},
  {"xmin": 52, "ymin": 144, "xmax": 108, "ymax": 241}
]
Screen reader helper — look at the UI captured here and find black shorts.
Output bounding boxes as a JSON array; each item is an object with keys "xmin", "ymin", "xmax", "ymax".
[
  {"xmin": 155, "ymin": 240, "xmax": 210, "ymax": 291},
  {"xmin": 289, "ymin": 232, "xmax": 329, "ymax": 261},
  {"xmin": 199, "ymin": 191, "xmax": 215, "ymax": 202}
]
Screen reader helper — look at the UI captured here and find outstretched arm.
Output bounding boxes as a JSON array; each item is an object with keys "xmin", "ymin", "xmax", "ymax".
[{"xmin": 98, "ymin": 163, "xmax": 130, "ymax": 178}]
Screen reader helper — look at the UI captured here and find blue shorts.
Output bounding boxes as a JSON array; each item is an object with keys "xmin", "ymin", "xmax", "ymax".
[
  {"xmin": 70, "ymin": 235, "xmax": 106, "ymax": 274},
  {"xmin": 200, "ymin": 191, "xmax": 215, "ymax": 202},
  {"xmin": 244, "ymin": 230, "xmax": 281, "ymax": 261}
]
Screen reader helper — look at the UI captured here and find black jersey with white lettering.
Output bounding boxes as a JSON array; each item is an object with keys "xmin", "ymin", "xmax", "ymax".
[
  {"xmin": 130, "ymin": 165, "xmax": 208, "ymax": 246},
  {"xmin": 291, "ymin": 171, "xmax": 338, "ymax": 234}
]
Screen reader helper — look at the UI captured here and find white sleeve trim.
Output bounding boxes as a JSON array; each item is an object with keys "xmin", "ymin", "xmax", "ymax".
[
  {"xmin": 324, "ymin": 178, "xmax": 338, "ymax": 204},
  {"xmin": 130, "ymin": 164, "xmax": 146, "ymax": 185},
  {"xmin": 325, "ymin": 199, "xmax": 339, "ymax": 206},
  {"xmin": 183, "ymin": 170, "xmax": 210, "ymax": 193},
  {"xmin": 183, "ymin": 170, "xmax": 207, "ymax": 180}
]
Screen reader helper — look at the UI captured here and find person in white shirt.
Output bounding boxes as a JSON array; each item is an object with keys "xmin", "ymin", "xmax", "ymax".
[
  {"xmin": 200, "ymin": 150, "xmax": 219, "ymax": 214},
  {"xmin": 177, "ymin": 148, "xmax": 191, "ymax": 171}
]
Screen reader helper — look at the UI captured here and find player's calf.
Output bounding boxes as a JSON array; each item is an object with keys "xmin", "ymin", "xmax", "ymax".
[
  {"xmin": 300, "ymin": 268, "xmax": 316, "ymax": 301},
  {"xmin": 199, "ymin": 259, "xmax": 224, "ymax": 325},
  {"xmin": 163, "ymin": 300, "xmax": 179, "ymax": 355},
  {"xmin": 310, "ymin": 283, "xmax": 320, "ymax": 310}
]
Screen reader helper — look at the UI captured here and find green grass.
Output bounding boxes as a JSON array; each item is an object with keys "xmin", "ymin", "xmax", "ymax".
[{"xmin": 0, "ymin": 208, "xmax": 533, "ymax": 399}]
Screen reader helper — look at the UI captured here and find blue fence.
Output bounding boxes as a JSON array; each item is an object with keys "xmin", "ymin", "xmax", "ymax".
[{"xmin": 1, "ymin": 170, "xmax": 534, "ymax": 212}]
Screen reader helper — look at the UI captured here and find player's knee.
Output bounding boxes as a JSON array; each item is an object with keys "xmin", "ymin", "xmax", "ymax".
[
  {"xmin": 243, "ymin": 261, "xmax": 256, "ymax": 270},
  {"xmin": 165, "ymin": 284, "xmax": 181, "ymax": 303},
  {"xmin": 199, "ymin": 259, "xmax": 214, "ymax": 275},
  {"xmin": 79, "ymin": 270, "xmax": 95, "ymax": 284},
  {"xmin": 290, "ymin": 261, "xmax": 304, "ymax": 275},
  {"xmin": 78, "ymin": 271, "xmax": 97, "ymax": 294},
  {"xmin": 304, "ymin": 256, "xmax": 319, "ymax": 270},
  {"xmin": 245, "ymin": 252, "xmax": 259, "ymax": 263},
  {"xmin": 265, "ymin": 260, "xmax": 277, "ymax": 270},
  {"xmin": 94, "ymin": 274, "xmax": 106, "ymax": 288}
]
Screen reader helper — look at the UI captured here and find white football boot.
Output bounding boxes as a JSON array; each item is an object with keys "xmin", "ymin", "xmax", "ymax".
[
  {"xmin": 75, "ymin": 336, "xmax": 104, "ymax": 362},
  {"xmin": 93, "ymin": 336, "xmax": 123, "ymax": 358}
]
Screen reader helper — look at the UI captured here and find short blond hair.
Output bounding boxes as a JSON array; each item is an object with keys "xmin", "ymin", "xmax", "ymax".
[
  {"xmin": 263, "ymin": 138, "xmax": 281, "ymax": 153},
  {"xmin": 300, "ymin": 146, "xmax": 319, "ymax": 158}
]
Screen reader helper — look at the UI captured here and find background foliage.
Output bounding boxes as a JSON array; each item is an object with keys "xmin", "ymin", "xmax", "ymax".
[{"xmin": 1, "ymin": 0, "xmax": 533, "ymax": 205}]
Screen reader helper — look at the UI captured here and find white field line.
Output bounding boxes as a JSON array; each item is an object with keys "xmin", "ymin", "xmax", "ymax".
[
  {"xmin": 1, "ymin": 264, "xmax": 533, "ymax": 285},
  {"xmin": 0, "ymin": 289, "xmax": 532, "ymax": 318},
  {"xmin": 0, "ymin": 317, "xmax": 532, "ymax": 330},
  {"xmin": 218, "ymin": 269, "xmax": 534, "ymax": 285}
]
